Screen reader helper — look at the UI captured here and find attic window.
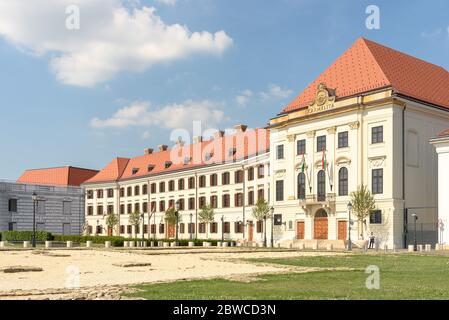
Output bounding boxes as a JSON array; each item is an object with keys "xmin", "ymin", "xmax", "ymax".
[
  {"xmin": 165, "ymin": 161, "xmax": 172, "ymax": 169},
  {"xmin": 183, "ymin": 157, "xmax": 191, "ymax": 165},
  {"xmin": 132, "ymin": 168, "xmax": 139, "ymax": 175},
  {"xmin": 147, "ymin": 165, "xmax": 155, "ymax": 172},
  {"xmin": 228, "ymin": 148, "xmax": 237, "ymax": 156},
  {"xmin": 205, "ymin": 152, "xmax": 214, "ymax": 161}
]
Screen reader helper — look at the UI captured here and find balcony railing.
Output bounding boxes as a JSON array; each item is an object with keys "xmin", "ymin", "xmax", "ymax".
[{"xmin": 299, "ymin": 193, "xmax": 336, "ymax": 206}]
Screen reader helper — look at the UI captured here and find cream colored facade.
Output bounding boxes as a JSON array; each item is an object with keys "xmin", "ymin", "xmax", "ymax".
[
  {"xmin": 84, "ymin": 153, "xmax": 271, "ymax": 243},
  {"xmin": 269, "ymin": 87, "xmax": 449, "ymax": 248}
]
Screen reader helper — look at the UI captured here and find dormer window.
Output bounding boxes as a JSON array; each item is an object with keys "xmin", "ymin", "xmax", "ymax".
[
  {"xmin": 132, "ymin": 168, "xmax": 139, "ymax": 175},
  {"xmin": 205, "ymin": 152, "xmax": 214, "ymax": 161},
  {"xmin": 228, "ymin": 148, "xmax": 236, "ymax": 156},
  {"xmin": 183, "ymin": 157, "xmax": 191, "ymax": 165},
  {"xmin": 165, "ymin": 161, "xmax": 172, "ymax": 169},
  {"xmin": 147, "ymin": 165, "xmax": 155, "ymax": 172}
]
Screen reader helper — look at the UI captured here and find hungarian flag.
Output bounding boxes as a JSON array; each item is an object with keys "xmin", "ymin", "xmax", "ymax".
[
  {"xmin": 322, "ymin": 147, "xmax": 327, "ymax": 170},
  {"xmin": 301, "ymin": 154, "xmax": 306, "ymax": 173}
]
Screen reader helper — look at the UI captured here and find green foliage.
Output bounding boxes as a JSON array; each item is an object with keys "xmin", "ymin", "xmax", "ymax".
[
  {"xmin": 2, "ymin": 231, "xmax": 52, "ymax": 241},
  {"xmin": 105, "ymin": 213, "xmax": 119, "ymax": 230},
  {"xmin": 165, "ymin": 207, "xmax": 178, "ymax": 225},
  {"xmin": 128, "ymin": 211, "xmax": 142, "ymax": 227},
  {"xmin": 199, "ymin": 204, "xmax": 215, "ymax": 224},
  {"xmin": 251, "ymin": 198, "xmax": 271, "ymax": 222},
  {"xmin": 351, "ymin": 185, "xmax": 376, "ymax": 238}
]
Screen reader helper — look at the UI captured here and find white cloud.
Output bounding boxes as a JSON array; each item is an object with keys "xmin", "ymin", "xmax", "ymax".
[
  {"xmin": 259, "ymin": 84, "xmax": 293, "ymax": 101},
  {"xmin": 91, "ymin": 100, "xmax": 227, "ymax": 130},
  {"xmin": 0, "ymin": 0, "xmax": 232, "ymax": 87},
  {"xmin": 420, "ymin": 28, "xmax": 442, "ymax": 38},
  {"xmin": 142, "ymin": 130, "xmax": 151, "ymax": 139},
  {"xmin": 235, "ymin": 89, "xmax": 253, "ymax": 107},
  {"xmin": 155, "ymin": 0, "xmax": 177, "ymax": 6}
]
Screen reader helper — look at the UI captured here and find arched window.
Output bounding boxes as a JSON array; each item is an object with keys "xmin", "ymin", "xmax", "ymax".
[
  {"xmin": 317, "ymin": 170, "xmax": 326, "ymax": 201},
  {"xmin": 338, "ymin": 167, "xmax": 348, "ymax": 196},
  {"xmin": 297, "ymin": 173, "xmax": 306, "ymax": 200}
]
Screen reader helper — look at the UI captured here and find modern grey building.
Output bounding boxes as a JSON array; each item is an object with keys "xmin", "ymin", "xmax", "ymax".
[{"xmin": 0, "ymin": 166, "xmax": 98, "ymax": 236}]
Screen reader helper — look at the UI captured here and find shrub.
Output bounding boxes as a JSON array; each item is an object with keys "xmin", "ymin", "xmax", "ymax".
[{"xmin": 2, "ymin": 231, "xmax": 52, "ymax": 241}]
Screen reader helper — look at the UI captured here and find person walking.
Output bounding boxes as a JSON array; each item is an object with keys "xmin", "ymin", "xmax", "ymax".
[{"xmin": 368, "ymin": 232, "xmax": 375, "ymax": 249}]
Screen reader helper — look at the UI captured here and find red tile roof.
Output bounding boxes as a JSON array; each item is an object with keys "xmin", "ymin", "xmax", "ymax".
[
  {"xmin": 438, "ymin": 128, "xmax": 449, "ymax": 137},
  {"xmin": 17, "ymin": 166, "xmax": 99, "ymax": 187},
  {"xmin": 85, "ymin": 128, "xmax": 270, "ymax": 184},
  {"xmin": 283, "ymin": 37, "xmax": 449, "ymax": 113}
]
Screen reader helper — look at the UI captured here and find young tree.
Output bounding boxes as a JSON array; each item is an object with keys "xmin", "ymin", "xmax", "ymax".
[
  {"xmin": 165, "ymin": 207, "xmax": 177, "ymax": 225},
  {"xmin": 350, "ymin": 185, "xmax": 376, "ymax": 239},
  {"xmin": 199, "ymin": 204, "xmax": 215, "ymax": 239},
  {"xmin": 128, "ymin": 210, "xmax": 141, "ymax": 238},
  {"xmin": 105, "ymin": 212, "xmax": 119, "ymax": 236},
  {"xmin": 252, "ymin": 198, "xmax": 271, "ymax": 245}
]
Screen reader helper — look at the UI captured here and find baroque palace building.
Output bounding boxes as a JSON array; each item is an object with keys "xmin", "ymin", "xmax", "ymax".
[{"xmin": 84, "ymin": 38, "xmax": 449, "ymax": 248}]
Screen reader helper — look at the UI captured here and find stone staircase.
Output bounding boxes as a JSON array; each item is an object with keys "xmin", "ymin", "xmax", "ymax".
[{"xmin": 281, "ymin": 239, "xmax": 348, "ymax": 250}]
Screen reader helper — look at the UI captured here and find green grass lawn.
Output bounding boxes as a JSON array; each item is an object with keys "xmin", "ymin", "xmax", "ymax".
[{"xmin": 128, "ymin": 254, "xmax": 449, "ymax": 300}]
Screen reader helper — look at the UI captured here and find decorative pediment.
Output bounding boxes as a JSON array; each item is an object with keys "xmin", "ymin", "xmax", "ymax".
[
  {"xmin": 368, "ymin": 155, "xmax": 387, "ymax": 168},
  {"xmin": 295, "ymin": 162, "xmax": 309, "ymax": 171},
  {"xmin": 336, "ymin": 156, "xmax": 351, "ymax": 166},
  {"xmin": 274, "ymin": 169, "xmax": 286, "ymax": 178},
  {"xmin": 307, "ymin": 83, "xmax": 336, "ymax": 115}
]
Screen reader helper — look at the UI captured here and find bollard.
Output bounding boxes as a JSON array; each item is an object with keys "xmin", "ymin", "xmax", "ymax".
[
  {"xmin": 142, "ymin": 241, "xmax": 147, "ymax": 248},
  {"xmin": 435, "ymin": 244, "xmax": 441, "ymax": 251},
  {"xmin": 326, "ymin": 244, "xmax": 333, "ymax": 251},
  {"xmin": 150, "ymin": 241, "xmax": 155, "ymax": 247},
  {"xmin": 188, "ymin": 241, "xmax": 195, "ymax": 247},
  {"xmin": 408, "ymin": 245, "xmax": 415, "ymax": 252},
  {"xmin": 105, "ymin": 241, "xmax": 112, "ymax": 248},
  {"xmin": 230, "ymin": 242, "xmax": 235, "ymax": 247},
  {"xmin": 170, "ymin": 242, "xmax": 178, "ymax": 248},
  {"xmin": 23, "ymin": 241, "xmax": 30, "ymax": 248},
  {"xmin": 417, "ymin": 245, "xmax": 423, "ymax": 252},
  {"xmin": 222, "ymin": 242, "xmax": 229, "ymax": 248},
  {"xmin": 0, "ymin": 241, "xmax": 5, "ymax": 248},
  {"xmin": 217, "ymin": 241, "xmax": 222, "ymax": 247},
  {"xmin": 425, "ymin": 244, "xmax": 432, "ymax": 252},
  {"xmin": 86, "ymin": 241, "xmax": 92, "ymax": 248},
  {"xmin": 298, "ymin": 243, "xmax": 305, "ymax": 250},
  {"xmin": 129, "ymin": 241, "xmax": 135, "ymax": 248},
  {"xmin": 45, "ymin": 241, "xmax": 52, "ymax": 249},
  {"xmin": 203, "ymin": 242, "xmax": 211, "ymax": 247},
  {"xmin": 312, "ymin": 243, "xmax": 318, "ymax": 251},
  {"xmin": 163, "ymin": 242, "xmax": 170, "ymax": 248},
  {"xmin": 158, "ymin": 241, "xmax": 164, "ymax": 247},
  {"xmin": 123, "ymin": 241, "xmax": 129, "ymax": 248},
  {"xmin": 66, "ymin": 241, "xmax": 73, "ymax": 248}
]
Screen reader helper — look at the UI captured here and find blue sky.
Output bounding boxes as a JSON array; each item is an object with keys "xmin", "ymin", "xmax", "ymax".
[{"xmin": 0, "ymin": 0, "xmax": 448, "ymax": 179}]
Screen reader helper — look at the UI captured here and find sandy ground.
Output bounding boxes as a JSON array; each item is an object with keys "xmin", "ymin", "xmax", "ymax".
[{"xmin": 0, "ymin": 248, "xmax": 342, "ymax": 299}]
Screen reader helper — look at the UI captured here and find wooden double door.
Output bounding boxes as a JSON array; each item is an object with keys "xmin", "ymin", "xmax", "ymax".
[
  {"xmin": 314, "ymin": 209, "xmax": 328, "ymax": 240},
  {"xmin": 296, "ymin": 221, "xmax": 305, "ymax": 240},
  {"xmin": 338, "ymin": 221, "xmax": 348, "ymax": 240}
]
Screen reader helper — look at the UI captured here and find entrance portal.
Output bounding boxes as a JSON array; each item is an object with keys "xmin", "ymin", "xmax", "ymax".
[{"xmin": 314, "ymin": 209, "xmax": 328, "ymax": 240}]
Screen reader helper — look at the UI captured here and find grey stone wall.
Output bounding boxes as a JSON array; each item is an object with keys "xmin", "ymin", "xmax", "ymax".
[{"xmin": 0, "ymin": 181, "xmax": 85, "ymax": 236}]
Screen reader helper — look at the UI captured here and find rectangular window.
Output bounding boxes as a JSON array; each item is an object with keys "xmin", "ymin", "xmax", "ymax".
[
  {"xmin": 120, "ymin": 188, "xmax": 125, "ymax": 197},
  {"xmin": 120, "ymin": 225, "xmax": 125, "ymax": 234},
  {"xmin": 297, "ymin": 139, "xmax": 306, "ymax": 155},
  {"xmin": 142, "ymin": 184, "xmax": 148, "ymax": 195},
  {"xmin": 151, "ymin": 183, "xmax": 157, "ymax": 194},
  {"xmin": 276, "ymin": 145, "xmax": 284, "ymax": 160},
  {"xmin": 317, "ymin": 136, "xmax": 326, "ymax": 152},
  {"xmin": 372, "ymin": 126, "xmax": 383, "ymax": 144},
  {"xmin": 188, "ymin": 223, "xmax": 195, "ymax": 234},
  {"xmin": 127, "ymin": 225, "xmax": 132, "ymax": 234},
  {"xmin": 235, "ymin": 170, "xmax": 244, "ymax": 184},
  {"xmin": 370, "ymin": 210, "xmax": 382, "ymax": 224},
  {"xmin": 258, "ymin": 165, "xmax": 265, "ymax": 179},
  {"xmin": 223, "ymin": 222, "xmax": 230, "ymax": 233},
  {"xmin": 338, "ymin": 131, "xmax": 349, "ymax": 148},
  {"xmin": 8, "ymin": 199, "xmax": 17, "ymax": 212},
  {"xmin": 150, "ymin": 224, "xmax": 156, "ymax": 234},
  {"xmin": 199, "ymin": 223, "xmax": 206, "ymax": 234},
  {"xmin": 372, "ymin": 169, "xmax": 383, "ymax": 194},
  {"xmin": 276, "ymin": 181, "xmax": 284, "ymax": 202},
  {"xmin": 127, "ymin": 204, "xmax": 132, "ymax": 214},
  {"xmin": 247, "ymin": 167, "xmax": 254, "ymax": 181},
  {"xmin": 210, "ymin": 222, "xmax": 218, "ymax": 234},
  {"xmin": 274, "ymin": 214, "xmax": 283, "ymax": 226},
  {"xmin": 62, "ymin": 201, "xmax": 71, "ymax": 215},
  {"xmin": 256, "ymin": 221, "xmax": 263, "ymax": 233},
  {"xmin": 159, "ymin": 224, "xmax": 165, "ymax": 234},
  {"xmin": 87, "ymin": 206, "xmax": 94, "ymax": 216},
  {"xmin": 179, "ymin": 223, "xmax": 185, "ymax": 234},
  {"xmin": 188, "ymin": 198, "xmax": 195, "ymax": 210},
  {"xmin": 234, "ymin": 222, "xmax": 244, "ymax": 233},
  {"xmin": 87, "ymin": 190, "xmax": 94, "ymax": 199},
  {"xmin": 120, "ymin": 204, "xmax": 125, "ymax": 215},
  {"xmin": 97, "ymin": 190, "xmax": 104, "ymax": 198},
  {"xmin": 258, "ymin": 189, "xmax": 265, "ymax": 201},
  {"xmin": 248, "ymin": 191, "xmax": 254, "ymax": 206},
  {"xmin": 62, "ymin": 223, "xmax": 71, "ymax": 235},
  {"xmin": 107, "ymin": 189, "xmax": 114, "ymax": 198}
]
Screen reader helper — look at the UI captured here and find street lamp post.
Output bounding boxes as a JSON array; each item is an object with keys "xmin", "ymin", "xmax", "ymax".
[
  {"xmin": 347, "ymin": 202, "xmax": 353, "ymax": 251},
  {"xmin": 412, "ymin": 213, "xmax": 418, "ymax": 251},
  {"xmin": 270, "ymin": 207, "xmax": 274, "ymax": 247},
  {"xmin": 190, "ymin": 213, "xmax": 193, "ymax": 240},
  {"xmin": 221, "ymin": 215, "xmax": 224, "ymax": 243},
  {"xmin": 175, "ymin": 200, "xmax": 180, "ymax": 243},
  {"xmin": 263, "ymin": 214, "xmax": 267, "ymax": 247},
  {"xmin": 32, "ymin": 192, "xmax": 37, "ymax": 248},
  {"xmin": 141, "ymin": 213, "xmax": 145, "ymax": 246}
]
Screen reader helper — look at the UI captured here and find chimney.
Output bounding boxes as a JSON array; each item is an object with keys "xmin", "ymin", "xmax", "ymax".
[
  {"xmin": 193, "ymin": 136, "xmax": 203, "ymax": 144},
  {"xmin": 158, "ymin": 145, "xmax": 168, "ymax": 152},
  {"xmin": 214, "ymin": 130, "xmax": 225, "ymax": 140},
  {"xmin": 144, "ymin": 148, "xmax": 153, "ymax": 155},
  {"xmin": 234, "ymin": 124, "xmax": 248, "ymax": 132},
  {"xmin": 175, "ymin": 139, "xmax": 185, "ymax": 148}
]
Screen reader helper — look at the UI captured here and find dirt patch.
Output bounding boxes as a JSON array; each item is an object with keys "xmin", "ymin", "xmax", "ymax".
[
  {"xmin": 112, "ymin": 262, "xmax": 152, "ymax": 268},
  {"xmin": 0, "ymin": 266, "xmax": 43, "ymax": 273}
]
